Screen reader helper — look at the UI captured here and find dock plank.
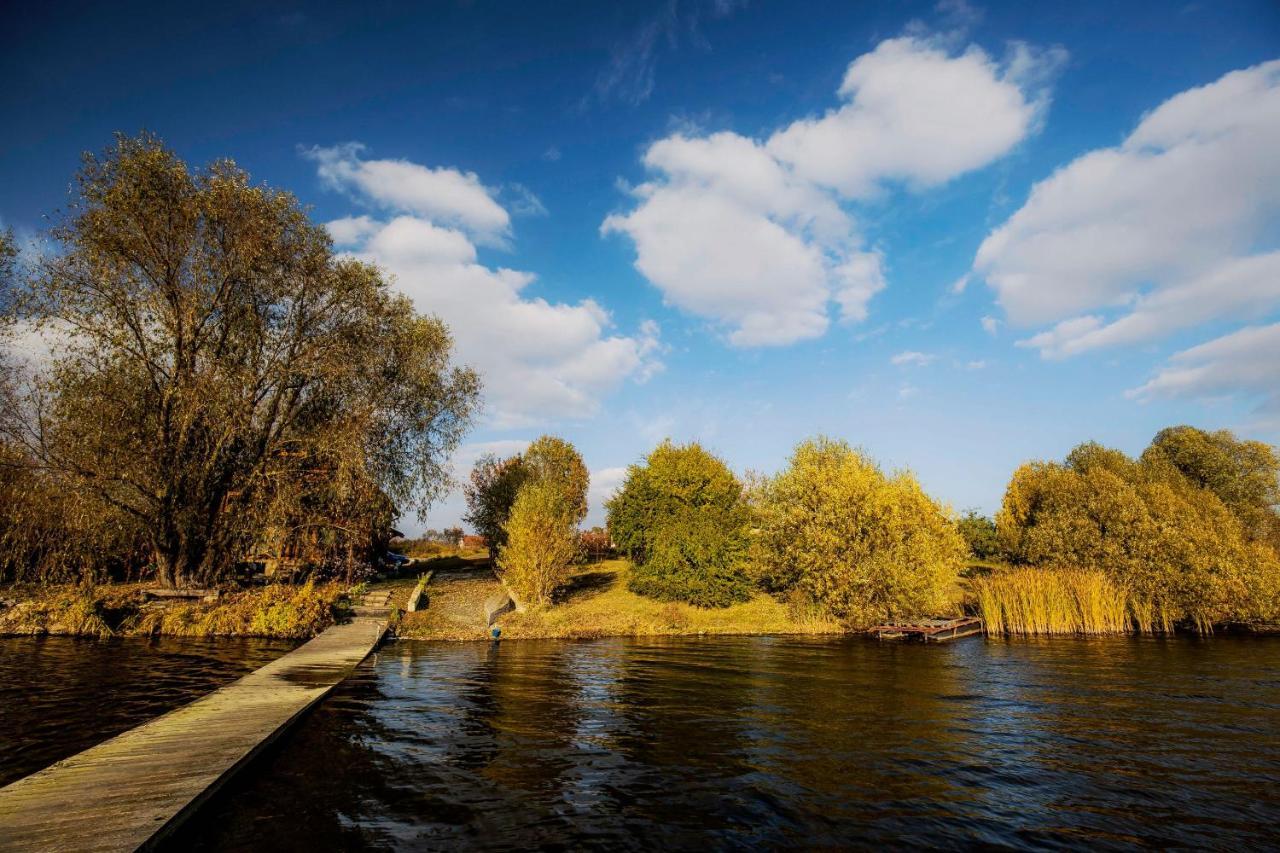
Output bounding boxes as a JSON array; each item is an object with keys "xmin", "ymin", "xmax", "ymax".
[{"xmin": 0, "ymin": 598, "xmax": 392, "ymax": 852}]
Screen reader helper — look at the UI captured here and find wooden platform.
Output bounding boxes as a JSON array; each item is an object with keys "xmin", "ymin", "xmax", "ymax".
[
  {"xmin": 0, "ymin": 591, "xmax": 394, "ymax": 852},
  {"xmin": 869, "ymin": 616, "xmax": 983, "ymax": 642}
]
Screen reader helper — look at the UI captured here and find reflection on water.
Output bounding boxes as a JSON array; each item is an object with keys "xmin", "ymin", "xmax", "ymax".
[
  {"xmin": 166, "ymin": 635, "xmax": 1278, "ymax": 848},
  {"xmin": 0, "ymin": 635, "xmax": 296, "ymax": 787}
]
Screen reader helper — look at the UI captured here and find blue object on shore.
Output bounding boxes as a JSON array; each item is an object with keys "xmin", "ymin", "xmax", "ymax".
[{"xmin": 491, "ymin": 626, "xmax": 501, "ymax": 640}]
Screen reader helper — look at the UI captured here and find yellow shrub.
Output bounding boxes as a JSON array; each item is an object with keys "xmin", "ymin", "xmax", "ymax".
[{"xmin": 752, "ymin": 437, "xmax": 967, "ymax": 627}]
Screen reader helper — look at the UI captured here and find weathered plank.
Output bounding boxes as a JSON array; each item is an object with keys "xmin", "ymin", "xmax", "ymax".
[{"xmin": 0, "ymin": 594, "xmax": 393, "ymax": 853}]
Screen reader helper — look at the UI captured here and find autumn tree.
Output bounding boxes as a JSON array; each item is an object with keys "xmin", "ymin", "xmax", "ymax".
[
  {"xmin": 752, "ymin": 437, "xmax": 966, "ymax": 625},
  {"xmin": 997, "ymin": 432, "xmax": 1280, "ymax": 629},
  {"xmin": 1142, "ymin": 426, "xmax": 1280, "ymax": 550},
  {"xmin": 0, "ymin": 134, "xmax": 479, "ymax": 587},
  {"xmin": 608, "ymin": 440, "xmax": 752, "ymax": 607},
  {"xmin": 523, "ymin": 435, "xmax": 589, "ymax": 524},
  {"xmin": 463, "ymin": 453, "xmax": 527, "ymax": 560},
  {"xmin": 498, "ymin": 479, "xmax": 579, "ymax": 605}
]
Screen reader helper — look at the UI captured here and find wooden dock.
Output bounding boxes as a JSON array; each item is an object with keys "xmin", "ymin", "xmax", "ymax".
[
  {"xmin": 869, "ymin": 616, "xmax": 983, "ymax": 642},
  {"xmin": 0, "ymin": 589, "xmax": 395, "ymax": 852}
]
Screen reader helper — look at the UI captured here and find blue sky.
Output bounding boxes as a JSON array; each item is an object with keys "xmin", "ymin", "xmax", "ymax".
[{"xmin": 3, "ymin": 0, "xmax": 1279, "ymax": 531}]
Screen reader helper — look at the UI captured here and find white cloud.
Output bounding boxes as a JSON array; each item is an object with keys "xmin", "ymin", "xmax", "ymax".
[
  {"xmin": 981, "ymin": 315, "xmax": 999, "ymax": 335},
  {"xmin": 303, "ymin": 143, "xmax": 511, "ymax": 245},
  {"xmin": 587, "ymin": 466, "xmax": 629, "ymax": 524},
  {"xmin": 766, "ymin": 37, "xmax": 1059, "ymax": 197},
  {"xmin": 1128, "ymin": 324, "xmax": 1280, "ymax": 413},
  {"xmin": 1021, "ymin": 251, "xmax": 1280, "ymax": 359},
  {"xmin": 311, "ymin": 150, "xmax": 661, "ymax": 428},
  {"xmin": 891, "ymin": 350, "xmax": 936, "ymax": 366},
  {"xmin": 898, "ymin": 383, "xmax": 919, "ymax": 400},
  {"xmin": 965, "ymin": 359, "xmax": 987, "ymax": 370},
  {"xmin": 606, "ymin": 35, "xmax": 1057, "ymax": 347},
  {"xmin": 974, "ymin": 60, "xmax": 1280, "ymax": 360},
  {"xmin": 603, "ymin": 131, "xmax": 884, "ymax": 345}
]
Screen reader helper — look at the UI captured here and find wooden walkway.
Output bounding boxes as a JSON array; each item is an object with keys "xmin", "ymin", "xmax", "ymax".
[
  {"xmin": 0, "ymin": 589, "xmax": 395, "ymax": 852},
  {"xmin": 869, "ymin": 616, "xmax": 983, "ymax": 642}
]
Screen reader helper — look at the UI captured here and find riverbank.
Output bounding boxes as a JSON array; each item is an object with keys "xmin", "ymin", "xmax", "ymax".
[
  {"xmin": 0, "ymin": 581, "xmax": 351, "ymax": 639},
  {"xmin": 395, "ymin": 558, "xmax": 847, "ymax": 640}
]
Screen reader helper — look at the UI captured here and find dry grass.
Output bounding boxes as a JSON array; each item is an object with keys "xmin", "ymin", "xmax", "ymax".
[
  {"xmin": 396, "ymin": 559, "xmax": 846, "ymax": 641},
  {"xmin": 970, "ymin": 566, "xmax": 1175, "ymax": 635},
  {"xmin": 129, "ymin": 581, "xmax": 348, "ymax": 638},
  {"xmin": 0, "ymin": 580, "xmax": 350, "ymax": 639}
]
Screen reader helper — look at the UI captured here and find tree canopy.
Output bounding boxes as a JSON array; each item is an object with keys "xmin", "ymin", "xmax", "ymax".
[
  {"xmin": 0, "ymin": 134, "xmax": 479, "ymax": 586},
  {"xmin": 997, "ymin": 430, "xmax": 1280, "ymax": 629},
  {"xmin": 608, "ymin": 440, "xmax": 752, "ymax": 608},
  {"xmin": 751, "ymin": 437, "xmax": 966, "ymax": 624}
]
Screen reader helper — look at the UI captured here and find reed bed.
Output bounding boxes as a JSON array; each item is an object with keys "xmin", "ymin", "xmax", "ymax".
[{"xmin": 972, "ymin": 567, "xmax": 1137, "ymax": 635}]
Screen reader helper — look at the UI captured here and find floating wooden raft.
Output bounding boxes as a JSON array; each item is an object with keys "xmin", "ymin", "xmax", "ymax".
[{"xmin": 869, "ymin": 616, "xmax": 983, "ymax": 642}]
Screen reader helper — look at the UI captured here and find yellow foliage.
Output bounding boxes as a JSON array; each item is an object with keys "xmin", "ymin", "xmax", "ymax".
[
  {"xmin": 996, "ymin": 442, "xmax": 1280, "ymax": 629},
  {"xmin": 752, "ymin": 437, "xmax": 967, "ymax": 627},
  {"xmin": 498, "ymin": 480, "xmax": 579, "ymax": 606}
]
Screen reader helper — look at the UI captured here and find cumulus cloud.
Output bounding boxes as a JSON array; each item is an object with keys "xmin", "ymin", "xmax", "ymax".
[
  {"xmin": 974, "ymin": 60, "xmax": 1280, "ymax": 363},
  {"xmin": 981, "ymin": 315, "xmax": 1000, "ymax": 335},
  {"xmin": 310, "ymin": 148, "xmax": 661, "ymax": 428},
  {"xmin": 1128, "ymin": 324, "xmax": 1280, "ymax": 413},
  {"xmin": 605, "ymin": 35, "xmax": 1058, "ymax": 346},
  {"xmin": 767, "ymin": 37, "xmax": 1059, "ymax": 197},
  {"xmin": 303, "ymin": 143, "xmax": 511, "ymax": 245},
  {"xmin": 891, "ymin": 350, "xmax": 936, "ymax": 366}
]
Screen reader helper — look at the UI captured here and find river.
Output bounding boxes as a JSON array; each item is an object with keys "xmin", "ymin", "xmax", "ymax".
[
  {"xmin": 0, "ymin": 635, "xmax": 296, "ymax": 787},
  {"xmin": 151, "ymin": 635, "xmax": 1280, "ymax": 850}
]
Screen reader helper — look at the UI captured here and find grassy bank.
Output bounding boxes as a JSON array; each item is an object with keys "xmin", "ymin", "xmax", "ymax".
[
  {"xmin": 396, "ymin": 558, "xmax": 845, "ymax": 641},
  {"xmin": 0, "ymin": 581, "xmax": 351, "ymax": 639}
]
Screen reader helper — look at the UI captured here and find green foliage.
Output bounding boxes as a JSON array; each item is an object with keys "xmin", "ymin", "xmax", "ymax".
[
  {"xmin": 997, "ymin": 430, "xmax": 1280, "ymax": 629},
  {"xmin": 751, "ymin": 437, "xmax": 967, "ymax": 626},
  {"xmin": 957, "ymin": 510, "xmax": 999, "ymax": 560},
  {"xmin": 608, "ymin": 440, "xmax": 751, "ymax": 608},
  {"xmin": 627, "ymin": 511, "xmax": 752, "ymax": 607},
  {"xmin": 523, "ymin": 435, "xmax": 590, "ymax": 524},
  {"xmin": 463, "ymin": 454, "xmax": 528, "ymax": 557},
  {"xmin": 498, "ymin": 479, "xmax": 579, "ymax": 605}
]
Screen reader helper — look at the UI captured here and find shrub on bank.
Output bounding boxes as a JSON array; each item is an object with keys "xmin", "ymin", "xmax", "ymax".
[
  {"xmin": 627, "ymin": 510, "xmax": 753, "ymax": 608},
  {"xmin": 751, "ymin": 437, "xmax": 967, "ymax": 626},
  {"xmin": 997, "ymin": 434, "xmax": 1280, "ymax": 630},
  {"xmin": 608, "ymin": 441, "xmax": 752, "ymax": 608},
  {"xmin": 498, "ymin": 479, "xmax": 579, "ymax": 605}
]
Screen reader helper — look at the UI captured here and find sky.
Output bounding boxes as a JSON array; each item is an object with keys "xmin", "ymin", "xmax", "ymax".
[{"xmin": 2, "ymin": 0, "xmax": 1279, "ymax": 532}]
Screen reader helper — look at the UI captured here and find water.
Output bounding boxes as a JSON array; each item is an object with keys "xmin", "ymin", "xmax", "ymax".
[
  {"xmin": 0, "ymin": 635, "xmax": 296, "ymax": 787},
  {"xmin": 164, "ymin": 635, "xmax": 1280, "ymax": 850}
]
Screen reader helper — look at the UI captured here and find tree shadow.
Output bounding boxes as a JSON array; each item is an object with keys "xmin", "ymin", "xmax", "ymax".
[{"xmin": 552, "ymin": 569, "xmax": 619, "ymax": 604}]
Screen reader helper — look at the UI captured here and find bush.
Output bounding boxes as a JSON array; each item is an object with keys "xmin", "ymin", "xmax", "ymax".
[
  {"xmin": 498, "ymin": 480, "xmax": 579, "ymax": 605},
  {"xmin": 957, "ymin": 510, "xmax": 1000, "ymax": 561},
  {"xmin": 627, "ymin": 511, "xmax": 752, "ymax": 608},
  {"xmin": 751, "ymin": 437, "xmax": 967, "ymax": 626},
  {"xmin": 997, "ymin": 433, "xmax": 1280, "ymax": 629},
  {"xmin": 608, "ymin": 441, "xmax": 751, "ymax": 608}
]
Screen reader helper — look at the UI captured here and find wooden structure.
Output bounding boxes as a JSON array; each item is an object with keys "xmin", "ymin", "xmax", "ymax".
[
  {"xmin": 0, "ymin": 589, "xmax": 395, "ymax": 852},
  {"xmin": 869, "ymin": 616, "xmax": 983, "ymax": 642}
]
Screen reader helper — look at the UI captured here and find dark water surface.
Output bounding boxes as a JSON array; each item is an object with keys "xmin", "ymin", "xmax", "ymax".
[
  {"xmin": 166, "ymin": 635, "xmax": 1280, "ymax": 850},
  {"xmin": 0, "ymin": 635, "xmax": 296, "ymax": 786}
]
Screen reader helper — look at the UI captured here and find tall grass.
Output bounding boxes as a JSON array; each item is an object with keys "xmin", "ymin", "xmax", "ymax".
[{"xmin": 972, "ymin": 567, "xmax": 1136, "ymax": 635}]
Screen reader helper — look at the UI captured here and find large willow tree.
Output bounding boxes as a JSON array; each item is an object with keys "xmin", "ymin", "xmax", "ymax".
[{"xmin": 1, "ymin": 134, "xmax": 480, "ymax": 586}]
